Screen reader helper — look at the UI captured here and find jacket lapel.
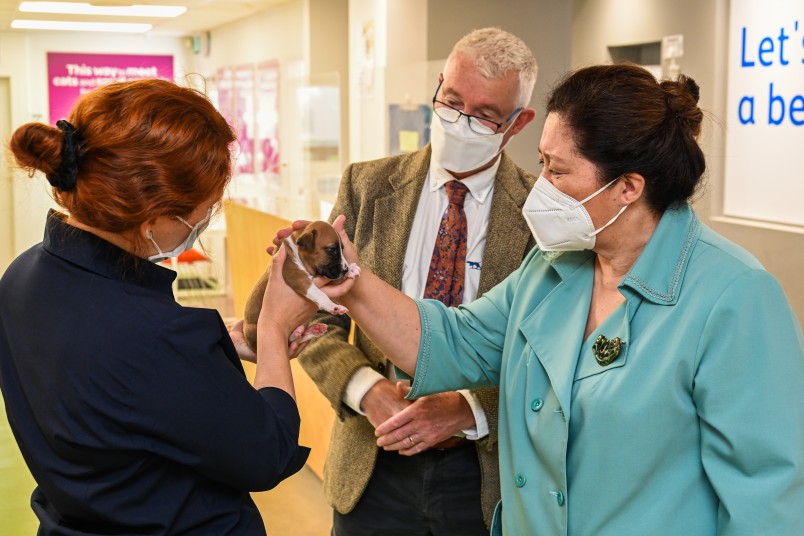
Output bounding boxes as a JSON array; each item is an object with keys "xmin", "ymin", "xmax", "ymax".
[
  {"xmin": 372, "ymin": 148, "xmax": 431, "ymax": 289},
  {"xmin": 479, "ymin": 152, "xmax": 535, "ymax": 295},
  {"xmin": 369, "ymin": 149, "xmax": 534, "ymax": 293},
  {"xmin": 520, "ymin": 251, "xmax": 595, "ymax": 419}
]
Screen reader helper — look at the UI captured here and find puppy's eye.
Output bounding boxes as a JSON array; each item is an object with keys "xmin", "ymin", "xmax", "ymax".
[{"xmin": 325, "ymin": 246, "xmax": 339, "ymax": 256}]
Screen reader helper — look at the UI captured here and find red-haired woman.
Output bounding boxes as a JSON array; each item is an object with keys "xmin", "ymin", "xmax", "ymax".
[{"xmin": 0, "ymin": 79, "xmax": 311, "ymax": 535}]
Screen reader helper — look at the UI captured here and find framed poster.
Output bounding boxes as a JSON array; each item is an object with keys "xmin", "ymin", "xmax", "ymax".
[
  {"xmin": 233, "ymin": 65, "xmax": 256, "ymax": 177},
  {"xmin": 256, "ymin": 61, "xmax": 280, "ymax": 188},
  {"xmin": 215, "ymin": 66, "xmax": 235, "ymax": 130},
  {"xmin": 388, "ymin": 103, "xmax": 430, "ymax": 155},
  {"xmin": 47, "ymin": 52, "xmax": 173, "ymax": 125}
]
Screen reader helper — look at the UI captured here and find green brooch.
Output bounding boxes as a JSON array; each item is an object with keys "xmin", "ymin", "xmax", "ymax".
[{"xmin": 592, "ymin": 335, "xmax": 622, "ymax": 366}]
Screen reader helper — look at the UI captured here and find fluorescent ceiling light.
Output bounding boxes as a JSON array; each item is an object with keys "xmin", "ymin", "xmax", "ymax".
[
  {"xmin": 19, "ymin": 2, "xmax": 186, "ymax": 17},
  {"xmin": 11, "ymin": 19, "xmax": 152, "ymax": 32}
]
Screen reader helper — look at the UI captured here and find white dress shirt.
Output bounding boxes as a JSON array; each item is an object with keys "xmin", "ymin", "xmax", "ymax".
[{"xmin": 342, "ymin": 156, "xmax": 503, "ymax": 440}]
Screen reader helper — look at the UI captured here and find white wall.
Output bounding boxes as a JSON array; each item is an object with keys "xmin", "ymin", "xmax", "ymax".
[
  {"xmin": 572, "ymin": 0, "xmax": 721, "ymax": 222},
  {"xmin": 0, "ymin": 30, "xmax": 192, "ymax": 266},
  {"xmin": 190, "ymin": 1, "xmax": 306, "ymax": 74},
  {"xmin": 0, "ymin": 77, "xmax": 12, "ymax": 272},
  {"xmin": 348, "ymin": 0, "xmax": 389, "ymax": 163},
  {"xmin": 190, "ymin": 0, "xmax": 349, "ymax": 220},
  {"xmin": 347, "ymin": 0, "xmax": 431, "ymax": 163},
  {"xmin": 427, "ymin": 0, "xmax": 574, "ymax": 175}
]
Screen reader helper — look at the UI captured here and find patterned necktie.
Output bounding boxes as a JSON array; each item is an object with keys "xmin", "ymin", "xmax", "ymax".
[{"xmin": 423, "ymin": 181, "xmax": 469, "ymax": 307}]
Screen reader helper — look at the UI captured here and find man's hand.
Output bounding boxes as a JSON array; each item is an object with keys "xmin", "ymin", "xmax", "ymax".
[
  {"xmin": 374, "ymin": 387, "xmax": 476, "ymax": 456},
  {"xmin": 361, "ymin": 380, "xmax": 412, "ymax": 429}
]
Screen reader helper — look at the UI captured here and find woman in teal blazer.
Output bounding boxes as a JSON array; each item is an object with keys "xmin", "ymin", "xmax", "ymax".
[{"xmin": 269, "ymin": 64, "xmax": 804, "ymax": 535}]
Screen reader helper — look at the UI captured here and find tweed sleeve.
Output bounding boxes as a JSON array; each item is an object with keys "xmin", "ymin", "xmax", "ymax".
[{"xmin": 297, "ymin": 163, "xmax": 378, "ymax": 419}]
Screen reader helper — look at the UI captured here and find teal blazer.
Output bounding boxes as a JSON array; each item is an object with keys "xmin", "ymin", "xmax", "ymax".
[{"xmin": 410, "ymin": 204, "xmax": 804, "ymax": 535}]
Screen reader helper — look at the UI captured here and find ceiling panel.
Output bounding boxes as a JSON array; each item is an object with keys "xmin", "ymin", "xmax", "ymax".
[{"xmin": 0, "ymin": 0, "xmax": 292, "ymax": 36}]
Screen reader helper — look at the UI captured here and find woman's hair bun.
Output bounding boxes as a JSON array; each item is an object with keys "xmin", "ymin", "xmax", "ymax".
[
  {"xmin": 10, "ymin": 122, "xmax": 62, "ymax": 178},
  {"xmin": 679, "ymin": 74, "xmax": 700, "ymax": 104},
  {"xmin": 661, "ymin": 74, "xmax": 703, "ymax": 136}
]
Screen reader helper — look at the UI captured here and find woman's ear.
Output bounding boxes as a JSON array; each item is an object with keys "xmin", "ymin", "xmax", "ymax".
[
  {"xmin": 140, "ymin": 220, "xmax": 154, "ymax": 240},
  {"xmin": 618, "ymin": 173, "xmax": 645, "ymax": 205}
]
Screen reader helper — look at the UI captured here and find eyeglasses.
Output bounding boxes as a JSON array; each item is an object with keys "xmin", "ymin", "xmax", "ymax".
[{"xmin": 432, "ymin": 78, "xmax": 522, "ymax": 136}]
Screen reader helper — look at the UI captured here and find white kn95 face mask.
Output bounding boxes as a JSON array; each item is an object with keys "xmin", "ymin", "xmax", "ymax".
[
  {"xmin": 430, "ymin": 113, "xmax": 516, "ymax": 173},
  {"xmin": 522, "ymin": 175, "xmax": 627, "ymax": 251}
]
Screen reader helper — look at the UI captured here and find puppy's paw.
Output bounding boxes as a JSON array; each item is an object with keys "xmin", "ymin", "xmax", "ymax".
[
  {"xmin": 297, "ymin": 323, "xmax": 328, "ymax": 343},
  {"xmin": 328, "ymin": 304, "xmax": 349, "ymax": 315},
  {"xmin": 347, "ymin": 263, "xmax": 361, "ymax": 278},
  {"xmin": 306, "ymin": 323, "xmax": 328, "ymax": 336},
  {"xmin": 288, "ymin": 324, "xmax": 307, "ymax": 343},
  {"xmin": 289, "ymin": 322, "xmax": 328, "ymax": 344}
]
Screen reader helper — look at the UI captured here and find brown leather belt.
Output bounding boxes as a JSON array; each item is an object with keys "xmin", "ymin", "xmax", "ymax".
[{"xmin": 428, "ymin": 436, "xmax": 468, "ymax": 451}]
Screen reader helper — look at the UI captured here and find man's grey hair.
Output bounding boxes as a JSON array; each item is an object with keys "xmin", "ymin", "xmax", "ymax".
[{"xmin": 445, "ymin": 27, "xmax": 538, "ymax": 109}]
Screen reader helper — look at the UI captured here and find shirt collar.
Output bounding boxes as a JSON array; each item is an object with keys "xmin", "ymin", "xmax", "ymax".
[
  {"xmin": 428, "ymin": 155, "xmax": 502, "ymax": 204},
  {"xmin": 43, "ymin": 210, "xmax": 177, "ymax": 295},
  {"xmin": 620, "ymin": 203, "xmax": 700, "ymax": 305},
  {"xmin": 540, "ymin": 203, "xmax": 701, "ymax": 306}
]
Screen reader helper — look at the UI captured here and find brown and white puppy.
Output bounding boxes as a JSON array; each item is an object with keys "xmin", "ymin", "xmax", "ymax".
[{"xmin": 241, "ymin": 221, "xmax": 360, "ymax": 354}]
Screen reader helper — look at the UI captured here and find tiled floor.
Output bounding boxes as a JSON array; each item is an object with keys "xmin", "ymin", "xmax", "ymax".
[{"xmin": 255, "ymin": 466, "xmax": 333, "ymax": 535}]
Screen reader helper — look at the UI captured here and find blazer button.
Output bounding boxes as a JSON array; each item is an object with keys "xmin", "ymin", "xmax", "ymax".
[
  {"xmin": 530, "ymin": 398, "xmax": 544, "ymax": 412},
  {"xmin": 377, "ymin": 363, "xmax": 386, "ymax": 374},
  {"xmin": 515, "ymin": 473, "xmax": 527, "ymax": 488},
  {"xmin": 551, "ymin": 490, "xmax": 565, "ymax": 506}
]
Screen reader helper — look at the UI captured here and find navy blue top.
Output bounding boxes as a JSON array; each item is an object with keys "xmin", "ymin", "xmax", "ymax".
[{"xmin": 0, "ymin": 212, "xmax": 309, "ymax": 535}]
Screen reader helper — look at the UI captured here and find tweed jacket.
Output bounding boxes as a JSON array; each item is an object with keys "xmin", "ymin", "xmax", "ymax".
[{"xmin": 297, "ymin": 146, "xmax": 536, "ymax": 526}]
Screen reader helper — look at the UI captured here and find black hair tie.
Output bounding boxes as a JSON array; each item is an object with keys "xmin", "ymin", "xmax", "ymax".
[{"xmin": 46, "ymin": 119, "xmax": 82, "ymax": 191}]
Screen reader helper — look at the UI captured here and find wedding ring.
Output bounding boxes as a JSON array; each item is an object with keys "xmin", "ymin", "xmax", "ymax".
[{"xmin": 408, "ymin": 435, "xmax": 415, "ymax": 446}]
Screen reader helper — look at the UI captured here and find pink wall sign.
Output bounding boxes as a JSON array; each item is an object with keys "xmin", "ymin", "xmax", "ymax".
[{"xmin": 47, "ymin": 52, "xmax": 174, "ymax": 125}]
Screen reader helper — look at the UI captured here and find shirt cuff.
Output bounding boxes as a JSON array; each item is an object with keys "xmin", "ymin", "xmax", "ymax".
[
  {"xmin": 343, "ymin": 366, "xmax": 386, "ymax": 415},
  {"xmin": 458, "ymin": 389, "xmax": 489, "ymax": 440}
]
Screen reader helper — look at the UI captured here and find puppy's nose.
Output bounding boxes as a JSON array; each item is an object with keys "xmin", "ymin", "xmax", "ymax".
[{"xmin": 323, "ymin": 263, "xmax": 349, "ymax": 280}]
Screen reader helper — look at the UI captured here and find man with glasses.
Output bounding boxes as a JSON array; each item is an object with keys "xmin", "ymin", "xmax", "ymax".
[{"xmin": 298, "ymin": 27, "xmax": 538, "ymax": 535}]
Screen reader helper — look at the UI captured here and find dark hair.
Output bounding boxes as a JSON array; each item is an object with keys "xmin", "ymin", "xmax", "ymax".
[
  {"xmin": 546, "ymin": 63, "xmax": 705, "ymax": 213},
  {"xmin": 9, "ymin": 78, "xmax": 235, "ymax": 252}
]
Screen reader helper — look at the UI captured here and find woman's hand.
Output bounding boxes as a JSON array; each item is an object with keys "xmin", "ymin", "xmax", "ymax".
[
  {"xmin": 317, "ymin": 214, "xmax": 361, "ymax": 299},
  {"xmin": 267, "ymin": 215, "xmax": 358, "ymax": 263},
  {"xmin": 250, "ymin": 246, "xmax": 308, "ymax": 394},
  {"xmin": 227, "ymin": 319, "xmax": 257, "ymax": 363},
  {"xmin": 267, "ymin": 215, "xmax": 362, "ymax": 300},
  {"xmin": 257, "ymin": 245, "xmax": 319, "ymax": 342},
  {"xmin": 331, "ymin": 214, "xmax": 359, "ymax": 265},
  {"xmin": 266, "ymin": 219, "xmax": 310, "ymax": 255},
  {"xmin": 265, "ymin": 215, "xmax": 420, "ymax": 376}
]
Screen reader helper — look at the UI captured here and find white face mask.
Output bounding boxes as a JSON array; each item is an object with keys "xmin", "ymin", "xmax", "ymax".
[
  {"xmin": 522, "ymin": 175, "xmax": 627, "ymax": 251},
  {"xmin": 147, "ymin": 208, "xmax": 211, "ymax": 263},
  {"xmin": 430, "ymin": 112, "xmax": 517, "ymax": 173}
]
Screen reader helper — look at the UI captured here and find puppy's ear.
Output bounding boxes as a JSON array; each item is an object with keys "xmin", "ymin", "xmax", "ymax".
[{"xmin": 296, "ymin": 228, "xmax": 317, "ymax": 251}]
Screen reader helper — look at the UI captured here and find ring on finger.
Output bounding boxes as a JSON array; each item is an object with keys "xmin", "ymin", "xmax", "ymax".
[{"xmin": 408, "ymin": 435, "xmax": 415, "ymax": 446}]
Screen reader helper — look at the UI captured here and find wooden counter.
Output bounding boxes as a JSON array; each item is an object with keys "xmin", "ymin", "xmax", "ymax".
[{"xmin": 224, "ymin": 201, "xmax": 333, "ymax": 479}]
